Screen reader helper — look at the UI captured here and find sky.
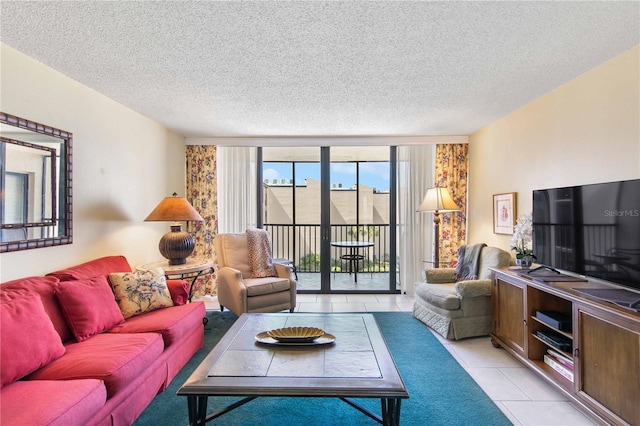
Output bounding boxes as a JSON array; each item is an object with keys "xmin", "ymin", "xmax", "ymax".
[{"xmin": 263, "ymin": 161, "xmax": 390, "ymax": 192}]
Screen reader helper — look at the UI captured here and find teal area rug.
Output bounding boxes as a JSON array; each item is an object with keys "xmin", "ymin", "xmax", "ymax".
[{"xmin": 134, "ymin": 311, "xmax": 510, "ymax": 425}]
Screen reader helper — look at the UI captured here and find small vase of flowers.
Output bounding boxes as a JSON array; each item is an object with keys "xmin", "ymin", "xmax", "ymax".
[{"xmin": 510, "ymin": 213, "xmax": 536, "ymax": 268}]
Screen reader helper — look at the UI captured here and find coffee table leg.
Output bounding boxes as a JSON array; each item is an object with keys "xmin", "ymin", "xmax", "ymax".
[
  {"xmin": 381, "ymin": 398, "xmax": 401, "ymax": 426},
  {"xmin": 187, "ymin": 396, "xmax": 208, "ymax": 425}
]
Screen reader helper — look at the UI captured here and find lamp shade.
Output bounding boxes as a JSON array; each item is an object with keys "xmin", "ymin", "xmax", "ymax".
[
  {"xmin": 144, "ymin": 193, "xmax": 204, "ymax": 222},
  {"xmin": 417, "ymin": 187, "xmax": 459, "ymax": 213},
  {"xmin": 145, "ymin": 193, "xmax": 203, "ymax": 265}
]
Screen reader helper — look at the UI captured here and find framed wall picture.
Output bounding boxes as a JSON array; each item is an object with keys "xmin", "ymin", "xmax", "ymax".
[{"xmin": 493, "ymin": 192, "xmax": 517, "ymax": 234}]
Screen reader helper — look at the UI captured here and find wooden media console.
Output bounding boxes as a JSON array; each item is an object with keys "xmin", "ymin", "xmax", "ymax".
[{"xmin": 491, "ymin": 267, "xmax": 640, "ymax": 425}]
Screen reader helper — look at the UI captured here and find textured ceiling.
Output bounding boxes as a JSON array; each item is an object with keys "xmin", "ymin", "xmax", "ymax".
[{"xmin": 1, "ymin": 1, "xmax": 638, "ymax": 138}]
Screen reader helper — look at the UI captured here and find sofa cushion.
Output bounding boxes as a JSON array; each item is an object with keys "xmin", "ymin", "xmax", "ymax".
[
  {"xmin": 108, "ymin": 268, "xmax": 174, "ymax": 319},
  {"xmin": 0, "ymin": 379, "xmax": 106, "ymax": 426},
  {"xmin": 244, "ymin": 277, "xmax": 292, "ymax": 296},
  {"xmin": 424, "ymin": 268, "xmax": 457, "ymax": 284},
  {"xmin": 27, "ymin": 332, "xmax": 164, "ymax": 399},
  {"xmin": 55, "ymin": 276, "xmax": 124, "ymax": 342},
  {"xmin": 0, "ymin": 275, "xmax": 72, "ymax": 342},
  {"xmin": 414, "ymin": 282, "xmax": 460, "ymax": 310},
  {"xmin": 108, "ymin": 302, "xmax": 205, "ymax": 347},
  {"xmin": 1, "ymin": 294, "xmax": 66, "ymax": 387},
  {"xmin": 47, "ymin": 255, "xmax": 132, "ymax": 281}
]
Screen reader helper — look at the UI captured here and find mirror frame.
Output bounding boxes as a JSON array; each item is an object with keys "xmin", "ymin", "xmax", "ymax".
[
  {"xmin": 1, "ymin": 137, "xmax": 58, "ymax": 227},
  {"xmin": 0, "ymin": 112, "xmax": 73, "ymax": 252}
]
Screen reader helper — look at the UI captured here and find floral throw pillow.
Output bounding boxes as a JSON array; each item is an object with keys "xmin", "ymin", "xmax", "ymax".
[{"xmin": 108, "ymin": 268, "xmax": 174, "ymax": 319}]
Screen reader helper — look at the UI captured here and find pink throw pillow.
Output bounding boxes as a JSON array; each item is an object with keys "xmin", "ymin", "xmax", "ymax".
[
  {"xmin": 0, "ymin": 275, "xmax": 72, "ymax": 342},
  {"xmin": 1, "ymin": 294, "xmax": 66, "ymax": 387},
  {"xmin": 166, "ymin": 279, "xmax": 189, "ymax": 305},
  {"xmin": 55, "ymin": 276, "xmax": 124, "ymax": 342}
]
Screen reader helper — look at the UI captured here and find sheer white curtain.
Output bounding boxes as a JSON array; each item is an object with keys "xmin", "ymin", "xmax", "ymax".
[
  {"xmin": 397, "ymin": 145, "xmax": 436, "ymax": 295},
  {"xmin": 216, "ymin": 146, "xmax": 257, "ymax": 233}
]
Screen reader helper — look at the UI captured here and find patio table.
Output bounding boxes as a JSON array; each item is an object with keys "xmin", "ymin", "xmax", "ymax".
[{"xmin": 331, "ymin": 241, "xmax": 374, "ymax": 283}]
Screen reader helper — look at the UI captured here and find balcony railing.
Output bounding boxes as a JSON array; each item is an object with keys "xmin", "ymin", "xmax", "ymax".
[{"xmin": 264, "ymin": 224, "xmax": 390, "ymax": 274}]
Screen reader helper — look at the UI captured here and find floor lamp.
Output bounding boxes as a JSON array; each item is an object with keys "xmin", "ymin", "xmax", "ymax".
[{"xmin": 417, "ymin": 187, "xmax": 459, "ymax": 268}]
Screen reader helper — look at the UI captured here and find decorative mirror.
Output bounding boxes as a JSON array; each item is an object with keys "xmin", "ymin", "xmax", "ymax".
[{"xmin": 0, "ymin": 112, "xmax": 73, "ymax": 252}]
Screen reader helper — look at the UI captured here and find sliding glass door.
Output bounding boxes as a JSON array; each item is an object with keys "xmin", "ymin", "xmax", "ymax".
[
  {"xmin": 261, "ymin": 146, "xmax": 397, "ymax": 293},
  {"xmin": 262, "ymin": 147, "xmax": 321, "ymax": 289}
]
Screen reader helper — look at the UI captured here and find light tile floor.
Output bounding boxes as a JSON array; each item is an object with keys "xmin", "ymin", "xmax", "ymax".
[{"xmin": 193, "ymin": 293, "xmax": 597, "ymax": 426}]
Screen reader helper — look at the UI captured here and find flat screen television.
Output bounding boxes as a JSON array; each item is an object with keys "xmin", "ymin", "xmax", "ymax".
[{"xmin": 532, "ymin": 179, "xmax": 640, "ymax": 292}]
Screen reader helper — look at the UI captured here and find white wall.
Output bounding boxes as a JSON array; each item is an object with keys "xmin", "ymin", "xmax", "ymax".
[
  {"xmin": 468, "ymin": 45, "xmax": 640, "ymax": 252},
  {"xmin": 0, "ymin": 44, "xmax": 186, "ymax": 281}
]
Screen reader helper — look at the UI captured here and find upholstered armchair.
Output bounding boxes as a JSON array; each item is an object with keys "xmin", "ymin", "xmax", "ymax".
[
  {"xmin": 215, "ymin": 232, "xmax": 297, "ymax": 316},
  {"xmin": 413, "ymin": 245, "xmax": 511, "ymax": 340}
]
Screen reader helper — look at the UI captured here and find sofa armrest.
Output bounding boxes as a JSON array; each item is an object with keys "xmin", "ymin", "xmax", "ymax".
[
  {"xmin": 216, "ymin": 267, "xmax": 248, "ymax": 314},
  {"xmin": 166, "ymin": 279, "xmax": 190, "ymax": 305},
  {"xmin": 217, "ymin": 267, "xmax": 244, "ymax": 286},
  {"xmin": 275, "ymin": 263, "xmax": 296, "ymax": 282},
  {"xmin": 455, "ymin": 279, "xmax": 491, "ymax": 298},
  {"xmin": 274, "ymin": 264, "xmax": 297, "ymax": 309},
  {"xmin": 424, "ymin": 268, "xmax": 457, "ymax": 284}
]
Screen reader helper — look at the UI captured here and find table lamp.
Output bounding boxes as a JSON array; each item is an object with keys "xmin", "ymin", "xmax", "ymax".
[
  {"xmin": 417, "ymin": 187, "xmax": 459, "ymax": 268},
  {"xmin": 145, "ymin": 193, "xmax": 204, "ymax": 265}
]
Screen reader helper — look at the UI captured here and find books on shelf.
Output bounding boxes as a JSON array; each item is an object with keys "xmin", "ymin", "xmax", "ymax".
[
  {"xmin": 544, "ymin": 354, "xmax": 574, "ymax": 382},
  {"xmin": 547, "ymin": 349, "xmax": 574, "ymax": 371}
]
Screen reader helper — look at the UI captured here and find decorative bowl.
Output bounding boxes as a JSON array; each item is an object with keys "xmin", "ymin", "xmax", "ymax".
[{"xmin": 266, "ymin": 326, "xmax": 325, "ymax": 342}]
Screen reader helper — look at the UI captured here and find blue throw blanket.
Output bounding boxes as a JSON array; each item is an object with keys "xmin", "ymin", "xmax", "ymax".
[{"xmin": 456, "ymin": 243, "xmax": 487, "ymax": 281}]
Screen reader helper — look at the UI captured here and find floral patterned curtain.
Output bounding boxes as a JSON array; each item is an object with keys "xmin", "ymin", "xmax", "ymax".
[
  {"xmin": 186, "ymin": 145, "xmax": 218, "ymax": 296},
  {"xmin": 434, "ymin": 143, "xmax": 468, "ymax": 267}
]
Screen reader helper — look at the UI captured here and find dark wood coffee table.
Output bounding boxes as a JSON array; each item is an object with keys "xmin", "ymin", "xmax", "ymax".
[{"xmin": 178, "ymin": 313, "xmax": 409, "ymax": 425}]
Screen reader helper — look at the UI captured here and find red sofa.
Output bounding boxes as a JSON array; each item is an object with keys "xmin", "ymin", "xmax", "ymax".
[{"xmin": 0, "ymin": 255, "xmax": 206, "ymax": 426}]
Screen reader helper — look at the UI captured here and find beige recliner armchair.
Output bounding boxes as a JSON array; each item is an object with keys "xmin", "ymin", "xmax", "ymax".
[
  {"xmin": 413, "ymin": 245, "xmax": 511, "ymax": 340},
  {"xmin": 215, "ymin": 232, "xmax": 297, "ymax": 316}
]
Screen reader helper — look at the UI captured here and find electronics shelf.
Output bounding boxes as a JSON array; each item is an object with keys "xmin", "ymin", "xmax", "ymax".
[{"xmin": 491, "ymin": 267, "xmax": 640, "ymax": 426}]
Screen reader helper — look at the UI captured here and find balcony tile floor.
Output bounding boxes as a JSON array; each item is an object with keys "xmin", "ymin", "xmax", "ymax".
[
  {"xmin": 193, "ymin": 293, "xmax": 597, "ymax": 426},
  {"xmin": 296, "ymin": 272, "xmax": 398, "ymax": 292}
]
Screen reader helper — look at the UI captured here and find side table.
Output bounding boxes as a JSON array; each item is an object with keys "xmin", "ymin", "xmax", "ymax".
[{"xmin": 137, "ymin": 258, "xmax": 214, "ymax": 302}]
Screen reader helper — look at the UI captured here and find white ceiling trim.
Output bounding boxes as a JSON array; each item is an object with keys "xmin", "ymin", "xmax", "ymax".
[{"xmin": 186, "ymin": 135, "xmax": 468, "ymax": 146}]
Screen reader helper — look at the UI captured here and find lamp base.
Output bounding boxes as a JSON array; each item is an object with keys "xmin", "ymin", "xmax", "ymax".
[
  {"xmin": 159, "ymin": 224, "xmax": 195, "ymax": 265},
  {"xmin": 433, "ymin": 211, "xmax": 441, "ymax": 269}
]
